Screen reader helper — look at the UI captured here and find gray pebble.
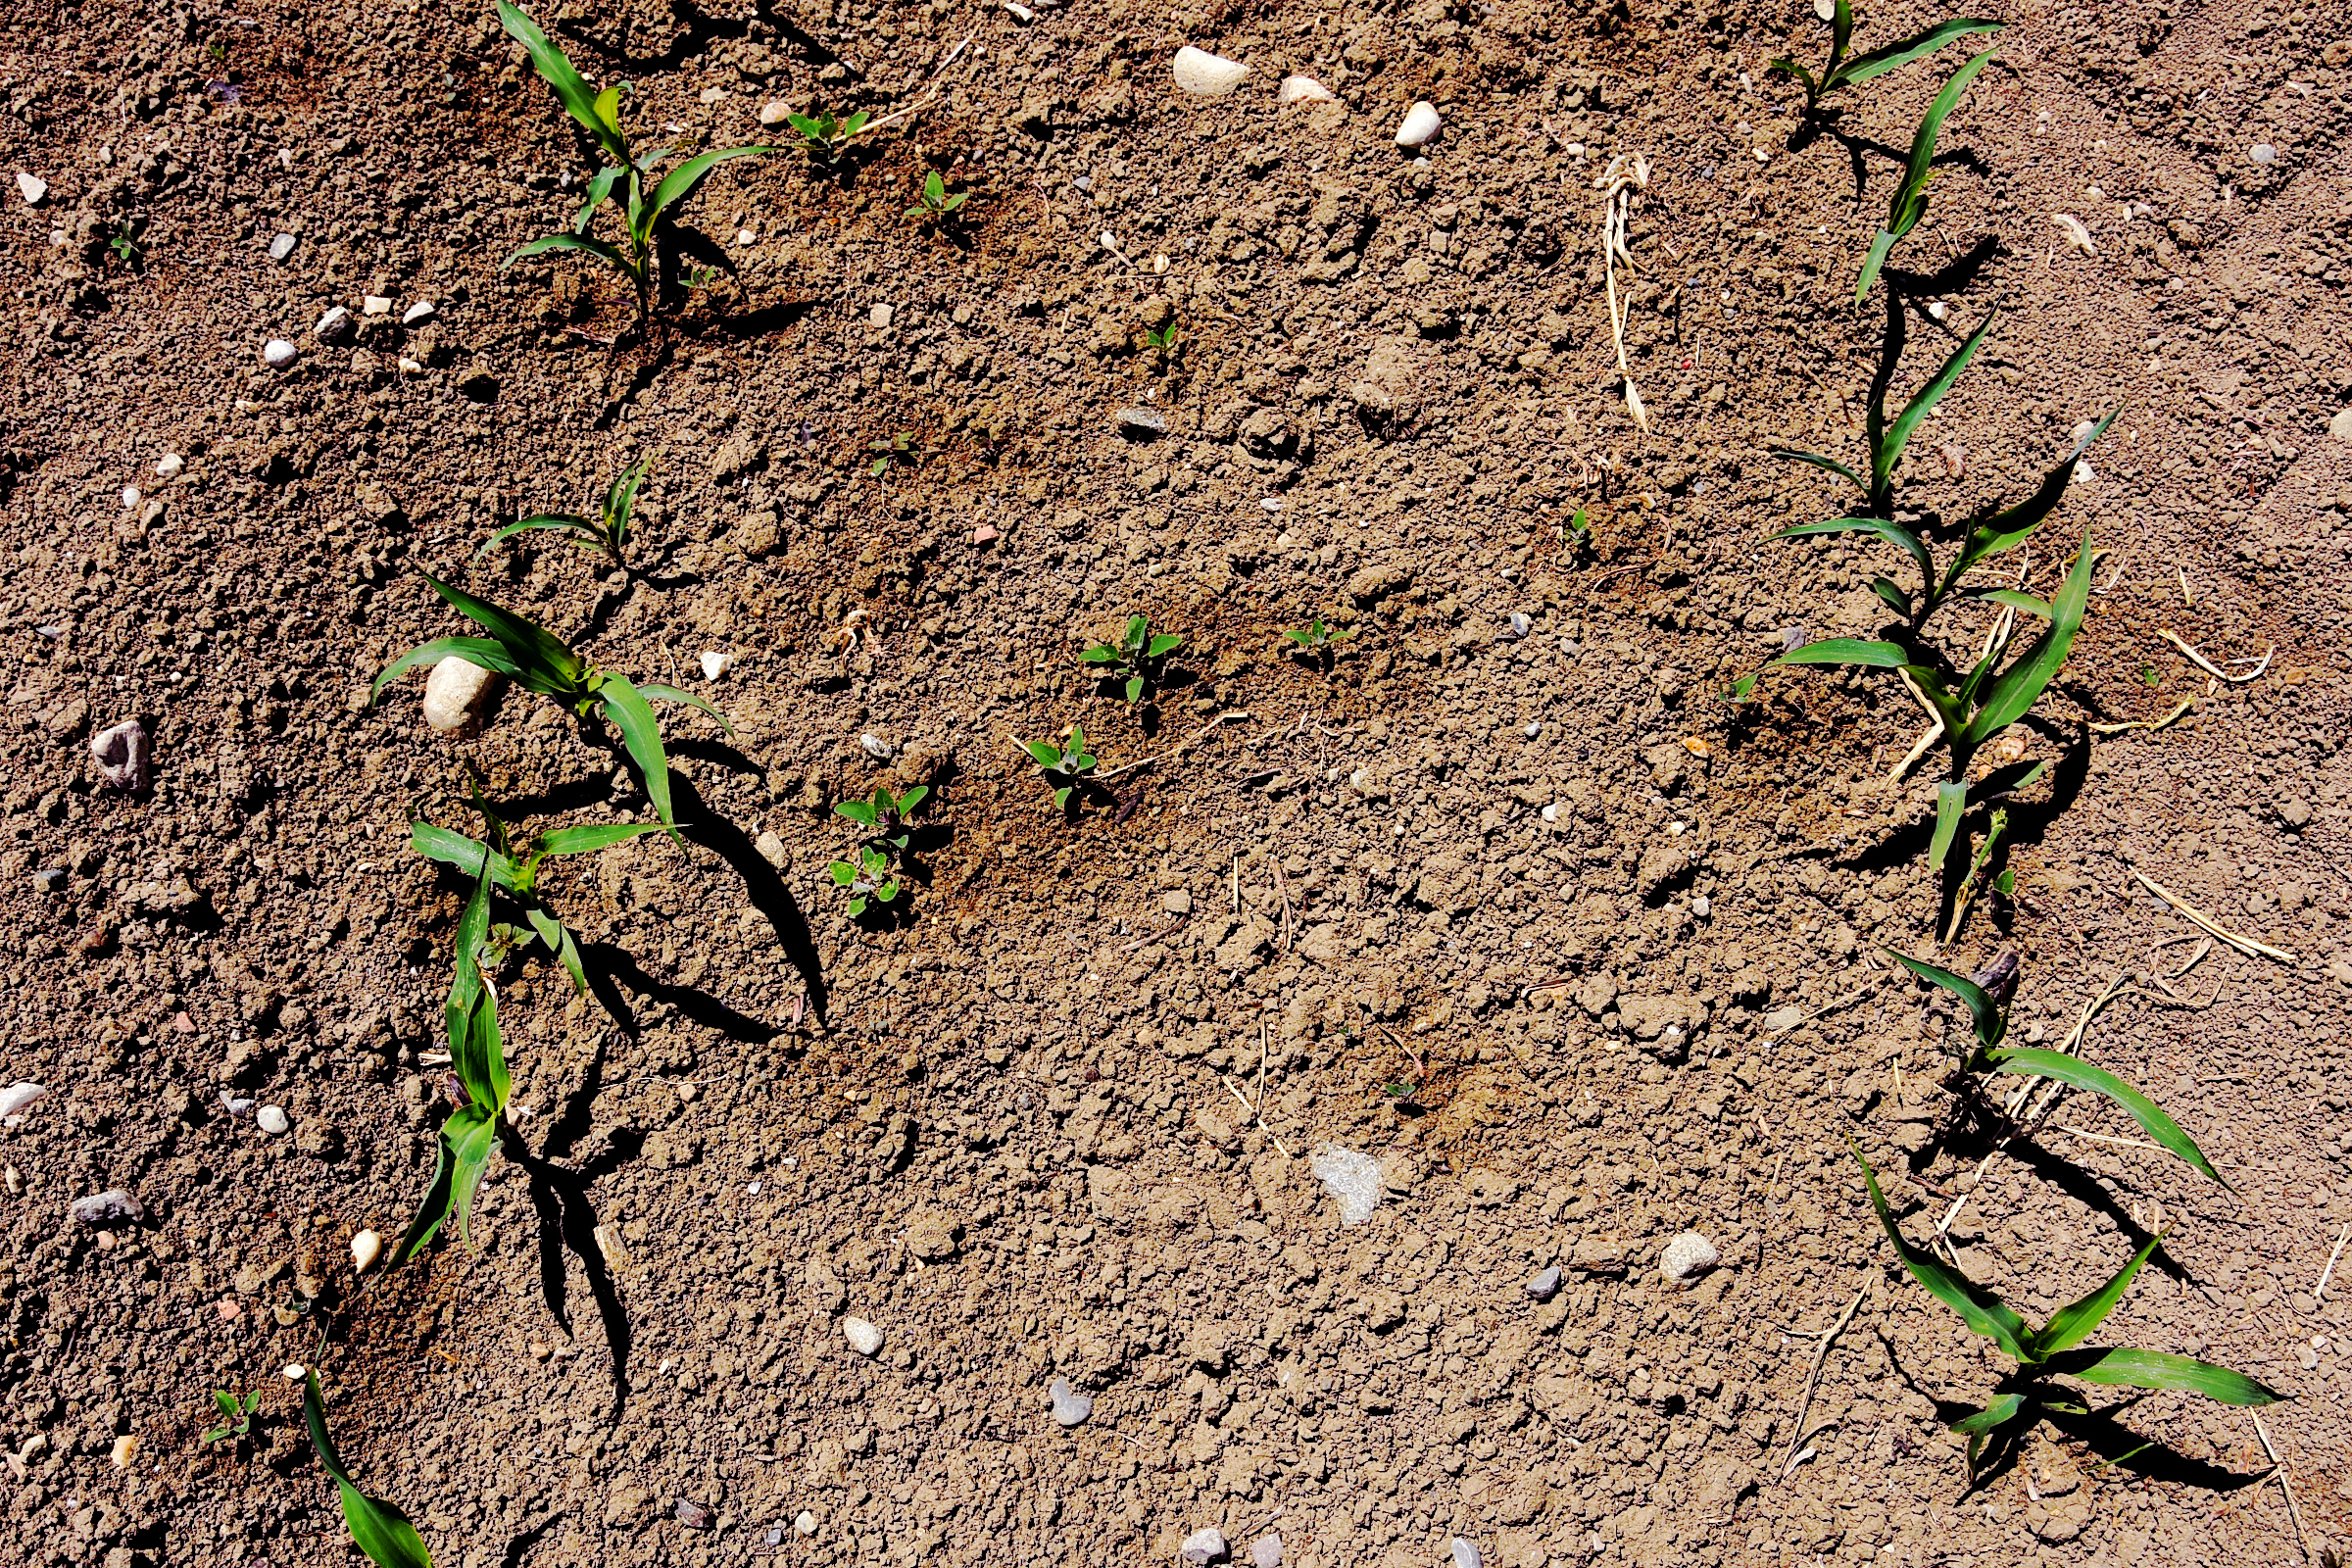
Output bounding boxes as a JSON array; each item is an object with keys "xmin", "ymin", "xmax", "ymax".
[
  {"xmin": 220, "ymin": 1092, "xmax": 256, "ymax": 1117},
  {"xmin": 262, "ymin": 338, "xmax": 298, "ymax": 369},
  {"xmin": 1450, "ymin": 1539, "xmax": 1482, "ymax": 1568},
  {"xmin": 1049, "ymin": 1376, "xmax": 1093, "ymax": 1427},
  {"xmin": 1524, "ymin": 1264, "xmax": 1562, "ymax": 1301},
  {"xmin": 673, "ymin": 1499, "xmax": 712, "ymax": 1530},
  {"xmin": 1179, "ymin": 1528, "xmax": 1228, "ymax": 1566},
  {"xmin": 1250, "ymin": 1535, "xmax": 1283, "ymax": 1568},
  {"xmin": 70, "ymin": 1190, "xmax": 142, "ymax": 1227},
  {"xmin": 2249, "ymin": 143, "xmax": 2277, "ymax": 165},
  {"xmin": 256, "ymin": 1105, "xmax": 290, "ymax": 1136},
  {"xmin": 1116, "ymin": 406, "xmax": 1169, "ymax": 437},
  {"xmin": 316, "ymin": 306, "xmax": 352, "ymax": 342},
  {"xmin": 858, "ymin": 732, "xmax": 893, "ymax": 760},
  {"xmin": 268, "ymin": 232, "xmax": 296, "ymax": 261}
]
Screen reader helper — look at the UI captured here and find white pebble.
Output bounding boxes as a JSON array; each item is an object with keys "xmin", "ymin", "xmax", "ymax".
[
  {"xmin": 1180, "ymin": 1527, "xmax": 1228, "ymax": 1566},
  {"xmin": 700, "ymin": 650, "xmax": 734, "ymax": 681},
  {"xmin": 794, "ymin": 1511, "xmax": 818, "ymax": 1537},
  {"xmin": 1278, "ymin": 75, "xmax": 1335, "ymax": 105},
  {"xmin": 268, "ymin": 233, "xmax": 296, "ymax": 262},
  {"xmin": 397, "ymin": 356, "xmax": 423, "ymax": 373},
  {"xmin": 256, "ymin": 1105, "xmax": 290, "ymax": 1136},
  {"xmin": 1309, "ymin": 1146, "xmax": 1384, "ymax": 1227},
  {"xmin": 1395, "ymin": 101, "xmax": 1443, "ymax": 148},
  {"xmin": 1660, "ymin": 1230, "xmax": 1719, "ymax": 1285},
  {"xmin": 422, "ymin": 656, "xmax": 497, "ymax": 734},
  {"xmin": 121, "ymin": 486, "xmax": 141, "ymax": 511},
  {"xmin": 1172, "ymin": 46, "xmax": 1250, "ymax": 98},
  {"xmin": 1691, "ymin": 895, "xmax": 1711, "ymax": 918},
  {"xmin": 351, "ymin": 1229, "xmax": 383, "ymax": 1274},
  {"xmin": 0, "ymin": 1082, "xmax": 46, "ymax": 1119},
  {"xmin": 842, "ymin": 1316, "xmax": 883, "ymax": 1356},
  {"xmin": 2249, "ymin": 143, "xmax": 2277, "ymax": 165},
  {"xmin": 1450, "ymin": 1541, "xmax": 1483, "ymax": 1568},
  {"xmin": 262, "ymin": 338, "xmax": 299, "ymax": 369},
  {"xmin": 1251, "ymin": 1535, "xmax": 1284, "ymax": 1568},
  {"xmin": 316, "ymin": 306, "xmax": 351, "ymax": 342},
  {"xmin": 2049, "ymin": 213, "xmax": 2095, "ymax": 255},
  {"xmin": 1003, "ymin": 0, "xmax": 1035, "ymax": 19},
  {"xmin": 362, "ymin": 295, "xmax": 392, "ymax": 317},
  {"xmin": 1540, "ymin": 803, "xmax": 1559, "ymax": 822},
  {"xmin": 1049, "ymin": 1376, "xmax": 1093, "ymax": 1427},
  {"xmin": 869, "ymin": 302, "xmax": 893, "ymax": 328},
  {"xmin": 280, "ymin": 1363, "xmax": 306, "ymax": 1382},
  {"xmin": 16, "ymin": 172, "xmax": 46, "ymax": 205},
  {"xmin": 156, "ymin": 452, "xmax": 183, "ymax": 477},
  {"xmin": 759, "ymin": 100, "xmax": 790, "ymax": 126},
  {"xmin": 1926, "ymin": 301, "xmax": 1947, "ymax": 321},
  {"xmin": 859, "ymin": 733, "xmax": 893, "ymax": 760},
  {"xmin": 403, "ymin": 300, "xmax": 435, "ymax": 325}
]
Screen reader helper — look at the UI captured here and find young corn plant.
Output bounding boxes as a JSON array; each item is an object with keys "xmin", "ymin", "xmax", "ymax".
[
  {"xmin": 397, "ymin": 862, "xmax": 510, "ymax": 1264},
  {"xmin": 828, "ymin": 784, "xmax": 928, "ymax": 917},
  {"xmin": 1081, "ymin": 614, "xmax": 1183, "ymax": 704},
  {"xmin": 477, "ymin": 459, "xmax": 648, "ymax": 568},
  {"xmin": 1767, "ymin": 3, "xmax": 2003, "ymax": 115},
  {"xmin": 497, "ymin": 0, "xmax": 771, "ymax": 334},
  {"xmin": 296, "ymin": 1367, "xmax": 433, "ymax": 1568},
  {"xmin": 1852, "ymin": 1146, "xmax": 2278, "ymax": 1481},
  {"xmin": 904, "ymin": 171, "xmax": 969, "ymax": 225},
  {"xmin": 1888, "ymin": 950, "xmax": 2228, "ymax": 1184},
  {"xmin": 1854, "ymin": 45, "xmax": 1999, "ymax": 302},
  {"xmin": 371, "ymin": 573, "xmax": 726, "ymax": 833},
  {"xmin": 201, "ymin": 1388, "xmax": 262, "ymax": 1446},
  {"xmin": 1022, "ymin": 726, "xmax": 1098, "ymax": 811},
  {"xmin": 868, "ymin": 431, "xmax": 919, "ymax": 477}
]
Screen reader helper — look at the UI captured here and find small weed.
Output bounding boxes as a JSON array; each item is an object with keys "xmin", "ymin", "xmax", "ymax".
[
  {"xmin": 372, "ymin": 573, "xmax": 728, "ymax": 833},
  {"xmin": 1279, "ymin": 617, "xmax": 1355, "ymax": 661},
  {"xmin": 201, "ymin": 1388, "xmax": 262, "ymax": 1445},
  {"xmin": 107, "ymin": 222, "xmax": 142, "ymax": 269},
  {"xmin": 1854, "ymin": 45, "xmax": 1999, "ymax": 302},
  {"xmin": 1021, "ymin": 726, "xmax": 1098, "ymax": 810},
  {"xmin": 2136, "ymin": 662, "xmax": 2160, "ymax": 688},
  {"xmin": 477, "ymin": 459, "xmax": 648, "ymax": 568},
  {"xmin": 295, "ymin": 1367, "xmax": 433, "ymax": 1568},
  {"xmin": 1564, "ymin": 505, "xmax": 1593, "ymax": 556},
  {"xmin": 1889, "ymin": 950, "xmax": 2226, "ymax": 1182},
  {"xmin": 1850, "ymin": 1145, "xmax": 2278, "ymax": 1482},
  {"xmin": 904, "ymin": 171, "xmax": 969, "ymax": 225},
  {"xmin": 828, "ymin": 784, "xmax": 928, "ymax": 916},
  {"xmin": 1143, "ymin": 318, "xmax": 1180, "ymax": 369},
  {"xmin": 783, "ymin": 108, "xmax": 870, "ymax": 166},
  {"xmin": 868, "ymin": 431, "xmax": 919, "ymax": 477},
  {"xmin": 1080, "ymin": 614, "xmax": 1182, "ymax": 704},
  {"xmin": 497, "ymin": 0, "xmax": 771, "ymax": 334},
  {"xmin": 1767, "ymin": 3, "xmax": 2003, "ymax": 115}
]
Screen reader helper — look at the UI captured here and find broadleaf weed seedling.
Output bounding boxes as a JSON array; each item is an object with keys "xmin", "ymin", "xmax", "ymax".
[
  {"xmin": 200, "ymin": 1388, "xmax": 263, "ymax": 1446},
  {"xmin": 1080, "ymin": 614, "xmax": 1183, "ymax": 704},
  {"xmin": 828, "ymin": 784, "xmax": 929, "ymax": 917},
  {"xmin": 783, "ymin": 108, "xmax": 870, "ymax": 167},
  {"xmin": 1853, "ymin": 45, "xmax": 1999, "ymax": 303},
  {"xmin": 1767, "ymin": 2, "xmax": 2003, "ymax": 116},
  {"xmin": 1021, "ymin": 726, "xmax": 1098, "ymax": 811},
  {"xmin": 497, "ymin": 0, "xmax": 772, "ymax": 335},
  {"xmin": 477, "ymin": 459, "xmax": 648, "ymax": 568},
  {"xmin": 904, "ymin": 171, "xmax": 970, "ymax": 225},
  {"xmin": 868, "ymin": 431, "xmax": 919, "ymax": 477},
  {"xmin": 372, "ymin": 572, "xmax": 728, "ymax": 833},
  {"xmin": 1850, "ymin": 1145, "xmax": 2278, "ymax": 1481},
  {"xmin": 295, "ymin": 1367, "xmax": 434, "ymax": 1568},
  {"xmin": 1279, "ymin": 617, "xmax": 1354, "ymax": 670}
]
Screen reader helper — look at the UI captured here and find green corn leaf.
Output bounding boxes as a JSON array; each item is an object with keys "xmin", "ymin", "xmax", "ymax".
[
  {"xmin": 1983, "ymin": 1047, "xmax": 2227, "ymax": 1186},
  {"xmin": 590, "ymin": 83, "xmax": 625, "ymax": 143},
  {"xmin": 537, "ymin": 822, "xmax": 665, "ymax": 857},
  {"xmin": 503, "ymin": 231, "xmax": 633, "ymax": 275},
  {"xmin": 2046, "ymin": 1347, "xmax": 2281, "ymax": 1405},
  {"xmin": 1774, "ymin": 638, "xmax": 1911, "ymax": 668},
  {"xmin": 1770, "ymin": 448, "xmax": 1872, "ymax": 494},
  {"xmin": 635, "ymin": 682, "xmax": 736, "ymax": 737},
  {"xmin": 1948, "ymin": 1391, "xmax": 2027, "ymax": 1436},
  {"xmin": 1886, "ymin": 948, "xmax": 2004, "ymax": 1048},
  {"xmin": 370, "ymin": 636, "xmax": 530, "ymax": 705},
  {"xmin": 1876, "ymin": 309, "xmax": 1997, "ymax": 493},
  {"xmin": 2032, "ymin": 1232, "xmax": 2165, "ymax": 1356},
  {"xmin": 605, "ymin": 462, "xmax": 648, "ymax": 530},
  {"xmin": 835, "ymin": 800, "xmax": 879, "ymax": 827},
  {"xmin": 1900, "ymin": 46, "xmax": 1997, "ymax": 200},
  {"xmin": 1929, "ymin": 779, "xmax": 1968, "ymax": 867},
  {"xmin": 497, "ymin": 0, "xmax": 626, "ymax": 164},
  {"xmin": 1855, "ymin": 228, "xmax": 1900, "ymax": 305},
  {"xmin": 1955, "ymin": 613, "xmax": 2015, "ymax": 714},
  {"xmin": 1868, "ymin": 579, "xmax": 1912, "ymax": 618},
  {"xmin": 418, "ymin": 573, "xmax": 586, "ymax": 695},
  {"xmin": 447, "ymin": 882, "xmax": 510, "ymax": 1116},
  {"xmin": 1830, "ymin": 19, "xmax": 2005, "ymax": 89},
  {"xmin": 551, "ymin": 921, "xmax": 589, "ymax": 995},
  {"xmin": 1961, "ymin": 528, "xmax": 2093, "ymax": 748},
  {"xmin": 408, "ymin": 822, "xmax": 526, "ymax": 891},
  {"xmin": 594, "ymin": 674, "xmax": 679, "ymax": 833},
  {"xmin": 478, "ymin": 514, "xmax": 604, "ymax": 555},
  {"xmin": 646, "ymin": 146, "xmax": 773, "ymax": 229},
  {"xmin": 1970, "ymin": 588, "xmax": 2053, "ymax": 618},
  {"xmin": 1147, "ymin": 633, "xmax": 1183, "ymax": 658},
  {"xmin": 1852, "ymin": 1143, "xmax": 2034, "ymax": 1360},
  {"xmin": 1938, "ymin": 411, "xmax": 2116, "ymax": 597},
  {"xmin": 1828, "ymin": 0, "xmax": 1854, "ymax": 73},
  {"xmin": 1774, "ymin": 516, "xmax": 1936, "ymax": 587},
  {"xmin": 397, "ymin": 1102, "xmax": 499, "ymax": 1263},
  {"xmin": 300, "ymin": 1371, "xmax": 434, "ymax": 1568},
  {"xmin": 1764, "ymin": 57, "xmax": 1819, "ymax": 100},
  {"xmin": 572, "ymin": 167, "xmax": 623, "ymax": 232}
]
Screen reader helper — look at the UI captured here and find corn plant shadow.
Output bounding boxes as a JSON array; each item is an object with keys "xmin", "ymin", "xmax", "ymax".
[
  {"xmin": 669, "ymin": 772, "xmax": 828, "ymax": 1023},
  {"xmin": 577, "ymin": 942, "xmax": 779, "ymax": 1044},
  {"xmin": 1886, "ymin": 233, "xmax": 2004, "ymax": 299},
  {"xmin": 1996, "ymin": 1137, "xmax": 2198, "ymax": 1284},
  {"xmin": 501, "ymin": 1512, "xmax": 564, "ymax": 1568}
]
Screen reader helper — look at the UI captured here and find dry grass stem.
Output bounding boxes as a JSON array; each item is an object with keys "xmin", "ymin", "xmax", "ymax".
[{"xmin": 2132, "ymin": 870, "xmax": 2297, "ymax": 962}]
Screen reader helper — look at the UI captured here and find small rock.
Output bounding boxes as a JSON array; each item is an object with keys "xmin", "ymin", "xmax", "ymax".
[
  {"xmin": 70, "ymin": 1189, "xmax": 142, "ymax": 1227},
  {"xmin": 859, "ymin": 733, "xmax": 893, "ymax": 761},
  {"xmin": 1396, "ymin": 101, "xmax": 1443, "ymax": 148},
  {"xmin": 268, "ymin": 232, "xmax": 296, "ymax": 261},
  {"xmin": 1525, "ymin": 1264, "xmax": 1563, "ymax": 1301},
  {"xmin": 16, "ymin": 171, "xmax": 47, "ymax": 205},
  {"xmin": 1180, "ymin": 1526, "xmax": 1229, "ymax": 1565},
  {"xmin": 1049, "ymin": 1376, "xmax": 1093, "ymax": 1427},
  {"xmin": 1172, "ymin": 47, "xmax": 1250, "ymax": 98},
  {"xmin": 0, "ymin": 1083, "xmax": 46, "ymax": 1119},
  {"xmin": 363, "ymin": 295, "xmax": 392, "ymax": 317},
  {"xmin": 1449, "ymin": 1540, "xmax": 1482, "ymax": 1568},
  {"xmin": 1250, "ymin": 1535, "xmax": 1283, "ymax": 1568},
  {"xmin": 673, "ymin": 1499, "xmax": 713, "ymax": 1530},
  {"xmin": 1309, "ymin": 1146, "xmax": 1384, "ymax": 1226},
  {"xmin": 906, "ymin": 1207, "xmax": 961, "ymax": 1260},
  {"xmin": 110, "ymin": 1435, "xmax": 139, "ymax": 1468},
  {"xmin": 156, "ymin": 452, "xmax": 183, "ymax": 477},
  {"xmin": 759, "ymin": 100, "xmax": 790, "ymax": 126},
  {"xmin": 1278, "ymin": 75, "xmax": 1334, "ymax": 105},
  {"xmin": 2278, "ymin": 799, "xmax": 2311, "ymax": 829},
  {"xmin": 257, "ymin": 1105, "xmax": 290, "ymax": 1136},
  {"xmin": 869, "ymin": 302, "xmax": 893, "ymax": 328},
  {"xmin": 1160, "ymin": 889, "xmax": 1192, "ymax": 914},
  {"xmin": 700, "ymin": 650, "xmax": 734, "ymax": 681},
  {"xmin": 91, "ymin": 718, "xmax": 151, "ymax": 793},
  {"xmin": 2328, "ymin": 408, "xmax": 2352, "ymax": 442},
  {"xmin": 755, "ymin": 830, "xmax": 787, "ymax": 869},
  {"xmin": 971, "ymin": 522, "xmax": 1002, "ymax": 546},
  {"xmin": 1660, "ymin": 1230, "xmax": 1720, "ymax": 1285},
  {"xmin": 795, "ymin": 1510, "xmax": 818, "ymax": 1537},
  {"xmin": 2049, "ymin": 213, "xmax": 2095, "ymax": 255},
  {"xmin": 422, "ymin": 656, "xmax": 497, "ymax": 734},
  {"xmin": 397, "ymin": 356, "xmax": 423, "ymax": 373},
  {"xmin": 1116, "ymin": 406, "xmax": 1169, "ymax": 437},
  {"xmin": 316, "ymin": 306, "xmax": 352, "ymax": 342},
  {"xmin": 2249, "ymin": 143, "xmax": 2277, "ymax": 165},
  {"xmin": 262, "ymin": 338, "xmax": 299, "ymax": 369},
  {"xmin": 351, "ymin": 1230, "xmax": 383, "ymax": 1273},
  {"xmin": 403, "ymin": 300, "xmax": 435, "ymax": 325},
  {"xmin": 842, "ymin": 1316, "xmax": 884, "ymax": 1356}
]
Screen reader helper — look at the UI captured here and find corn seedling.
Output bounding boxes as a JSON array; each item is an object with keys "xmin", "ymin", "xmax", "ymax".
[
  {"xmin": 1851, "ymin": 1146, "xmax": 2278, "ymax": 1480},
  {"xmin": 783, "ymin": 108, "xmax": 870, "ymax": 166},
  {"xmin": 397, "ymin": 859, "xmax": 510, "ymax": 1263},
  {"xmin": 869, "ymin": 431, "xmax": 919, "ymax": 477},
  {"xmin": 477, "ymin": 459, "xmax": 648, "ymax": 567},
  {"xmin": 1021, "ymin": 726, "xmax": 1098, "ymax": 811},
  {"xmin": 1080, "ymin": 614, "xmax": 1183, "ymax": 704},
  {"xmin": 904, "ymin": 171, "xmax": 969, "ymax": 224},
  {"xmin": 829, "ymin": 784, "xmax": 928, "ymax": 916},
  {"xmin": 1853, "ymin": 45, "xmax": 1998, "ymax": 303},
  {"xmin": 296, "ymin": 1367, "xmax": 433, "ymax": 1568},
  {"xmin": 200, "ymin": 1388, "xmax": 262, "ymax": 1445},
  {"xmin": 371, "ymin": 573, "xmax": 727, "ymax": 833},
  {"xmin": 497, "ymin": 0, "xmax": 771, "ymax": 333},
  {"xmin": 1767, "ymin": 3, "xmax": 2003, "ymax": 115}
]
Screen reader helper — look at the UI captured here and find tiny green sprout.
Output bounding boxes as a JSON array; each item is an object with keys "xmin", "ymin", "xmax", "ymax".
[
  {"xmin": 1853, "ymin": 45, "xmax": 1999, "ymax": 303},
  {"xmin": 478, "ymin": 459, "xmax": 649, "ymax": 568},
  {"xmin": 1021, "ymin": 726, "xmax": 1098, "ymax": 811},
  {"xmin": 869, "ymin": 431, "xmax": 918, "ymax": 477},
  {"xmin": 373, "ymin": 573, "xmax": 728, "ymax": 834},
  {"xmin": 784, "ymin": 107, "xmax": 871, "ymax": 166},
  {"xmin": 1849, "ymin": 1144, "xmax": 2278, "ymax": 1482},
  {"xmin": 497, "ymin": 0, "xmax": 772, "ymax": 335},
  {"xmin": 904, "ymin": 170, "xmax": 969, "ymax": 223},
  {"xmin": 1144, "ymin": 318, "xmax": 1180, "ymax": 367},
  {"xmin": 829, "ymin": 845, "xmax": 899, "ymax": 917},
  {"xmin": 1280, "ymin": 617, "xmax": 1355, "ymax": 658},
  {"xmin": 2137, "ymin": 662, "xmax": 2161, "ymax": 688},
  {"xmin": 296, "ymin": 1367, "xmax": 434, "ymax": 1568},
  {"xmin": 1766, "ymin": 3, "xmax": 2003, "ymax": 115},
  {"xmin": 201, "ymin": 1388, "xmax": 263, "ymax": 1446},
  {"xmin": 828, "ymin": 784, "xmax": 929, "ymax": 917},
  {"xmin": 1993, "ymin": 867, "xmax": 2015, "ymax": 899},
  {"xmin": 1080, "ymin": 613, "xmax": 1183, "ymax": 704},
  {"xmin": 1886, "ymin": 949, "xmax": 2228, "ymax": 1185},
  {"xmin": 1719, "ymin": 670, "xmax": 1762, "ymax": 705},
  {"xmin": 108, "ymin": 223, "xmax": 142, "ymax": 268}
]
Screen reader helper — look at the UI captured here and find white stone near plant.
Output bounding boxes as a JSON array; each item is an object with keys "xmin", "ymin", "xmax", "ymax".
[
  {"xmin": 422, "ymin": 656, "xmax": 497, "ymax": 734},
  {"xmin": 403, "ymin": 300, "xmax": 435, "ymax": 325},
  {"xmin": 16, "ymin": 172, "xmax": 46, "ymax": 205},
  {"xmin": 351, "ymin": 1229, "xmax": 383, "ymax": 1273},
  {"xmin": 700, "ymin": 650, "xmax": 734, "ymax": 681},
  {"xmin": 1172, "ymin": 47, "xmax": 1250, "ymax": 98},
  {"xmin": 1396, "ymin": 101, "xmax": 1443, "ymax": 148}
]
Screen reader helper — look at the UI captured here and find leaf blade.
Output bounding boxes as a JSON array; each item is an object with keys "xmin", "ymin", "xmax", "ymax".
[
  {"xmin": 645, "ymin": 145, "xmax": 773, "ymax": 228},
  {"xmin": 2031, "ymin": 1232, "xmax": 2165, "ymax": 1356},
  {"xmin": 1852, "ymin": 1143, "xmax": 2033, "ymax": 1360},
  {"xmin": 1886, "ymin": 948, "xmax": 2003, "ymax": 1047},
  {"xmin": 1830, "ymin": 19, "xmax": 2006, "ymax": 88},
  {"xmin": 2047, "ymin": 1347, "xmax": 2281, "ymax": 1405},
  {"xmin": 595, "ymin": 674, "xmax": 679, "ymax": 833},
  {"xmin": 1961, "ymin": 528, "xmax": 2094, "ymax": 746},
  {"xmin": 1774, "ymin": 638, "xmax": 1910, "ymax": 668},
  {"xmin": 1984, "ymin": 1047, "xmax": 2227, "ymax": 1185}
]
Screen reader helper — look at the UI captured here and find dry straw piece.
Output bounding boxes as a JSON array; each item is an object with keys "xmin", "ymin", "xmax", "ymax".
[{"xmin": 1594, "ymin": 153, "xmax": 1651, "ymax": 431}]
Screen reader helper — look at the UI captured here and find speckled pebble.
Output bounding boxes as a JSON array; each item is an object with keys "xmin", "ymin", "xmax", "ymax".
[{"xmin": 256, "ymin": 1105, "xmax": 290, "ymax": 1136}]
